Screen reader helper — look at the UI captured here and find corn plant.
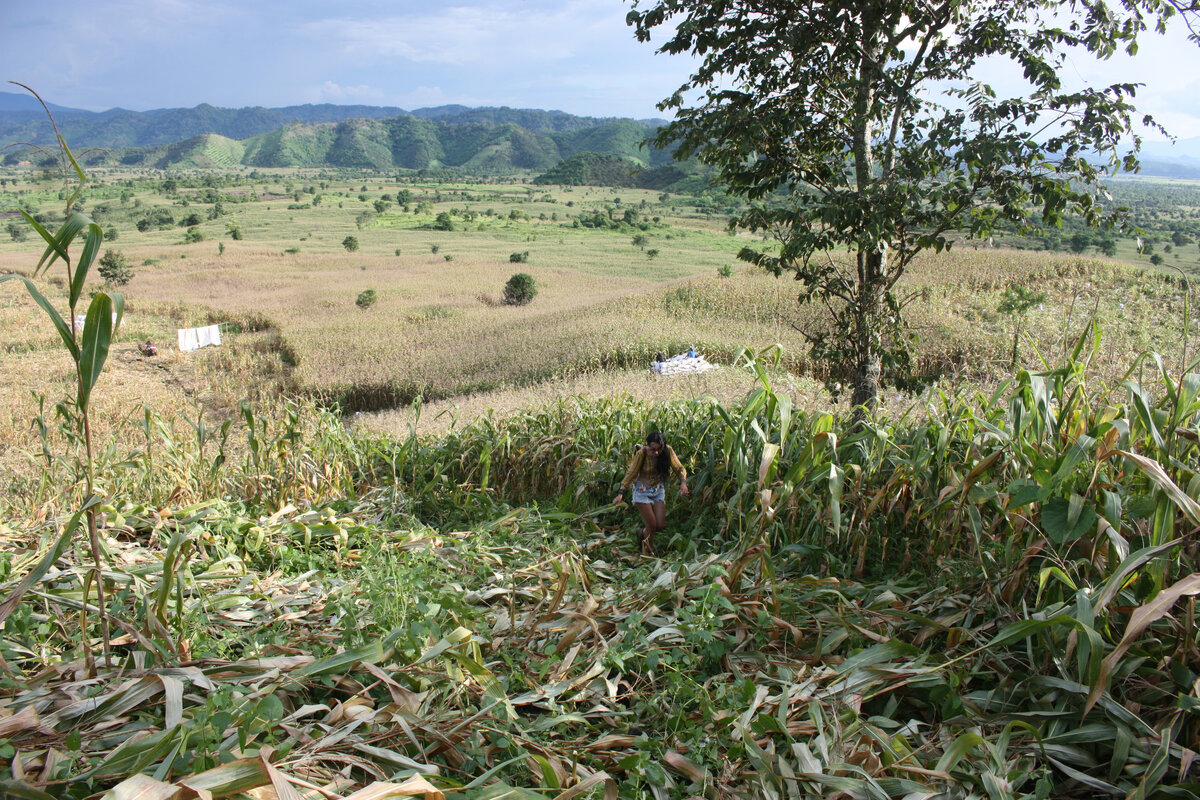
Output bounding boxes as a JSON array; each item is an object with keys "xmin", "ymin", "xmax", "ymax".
[{"xmin": 0, "ymin": 85, "xmax": 124, "ymax": 667}]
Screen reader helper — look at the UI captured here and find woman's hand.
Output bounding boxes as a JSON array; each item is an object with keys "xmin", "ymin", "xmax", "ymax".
[
  {"xmin": 680, "ymin": 481, "xmax": 689, "ymax": 496},
  {"xmin": 612, "ymin": 492, "xmax": 624, "ymax": 505}
]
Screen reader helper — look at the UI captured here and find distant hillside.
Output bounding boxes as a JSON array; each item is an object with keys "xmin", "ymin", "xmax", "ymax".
[
  {"xmin": 13, "ymin": 114, "xmax": 680, "ymax": 175},
  {"xmin": 533, "ymin": 152, "xmax": 644, "ymax": 186},
  {"xmin": 0, "ymin": 92, "xmax": 655, "ymax": 149}
]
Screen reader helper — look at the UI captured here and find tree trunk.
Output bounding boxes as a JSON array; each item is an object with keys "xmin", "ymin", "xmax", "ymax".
[{"xmin": 851, "ymin": 249, "xmax": 885, "ymax": 414}]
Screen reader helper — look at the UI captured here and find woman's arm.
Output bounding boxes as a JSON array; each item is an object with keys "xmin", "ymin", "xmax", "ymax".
[
  {"xmin": 668, "ymin": 445, "xmax": 689, "ymax": 496},
  {"xmin": 613, "ymin": 448, "xmax": 644, "ymax": 503}
]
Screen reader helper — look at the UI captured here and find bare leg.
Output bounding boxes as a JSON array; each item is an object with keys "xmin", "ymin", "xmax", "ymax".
[
  {"xmin": 635, "ymin": 502, "xmax": 658, "ymax": 555},
  {"xmin": 652, "ymin": 501, "xmax": 666, "ymax": 533}
]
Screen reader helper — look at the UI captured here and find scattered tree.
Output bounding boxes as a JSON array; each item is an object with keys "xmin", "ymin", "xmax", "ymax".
[
  {"xmin": 356, "ymin": 289, "xmax": 378, "ymax": 310},
  {"xmin": 433, "ymin": 212, "xmax": 455, "ymax": 231},
  {"xmin": 632, "ymin": 234, "xmax": 648, "ymax": 250},
  {"xmin": 98, "ymin": 249, "xmax": 134, "ymax": 287},
  {"xmin": 510, "ymin": 251, "xmax": 530, "ymax": 263},
  {"xmin": 998, "ymin": 286, "xmax": 1046, "ymax": 367},
  {"xmin": 629, "ymin": 0, "xmax": 1200, "ymax": 411},
  {"xmin": 503, "ymin": 273, "xmax": 538, "ymax": 305},
  {"xmin": 183, "ymin": 226, "xmax": 204, "ymax": 244},
  {"xmin": 6, "ymin": 221, "xmax": 26, "ymax": 242},
  {"xmin": 343, "ymin": 235, "xmax": 359, "ymax": 253},
  {"xmin": 646, "ymin": 248, "xmax": 660, "ymax": 260}
]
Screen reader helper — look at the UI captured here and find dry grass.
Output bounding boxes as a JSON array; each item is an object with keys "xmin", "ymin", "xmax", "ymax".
[{"xmin": 2, "ymin": 169, "xmax": 1195, "ymax": 477}]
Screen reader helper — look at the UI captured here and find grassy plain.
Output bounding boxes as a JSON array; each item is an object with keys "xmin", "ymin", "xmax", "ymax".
[{"xmin": 2, "ymin": 167, "xmax": 1198, "ymax": 467}]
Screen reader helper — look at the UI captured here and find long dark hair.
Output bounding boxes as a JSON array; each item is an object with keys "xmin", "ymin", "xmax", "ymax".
[{"xmin": 646, "ymin": 431, "xmax": 669, "ymax": 477}]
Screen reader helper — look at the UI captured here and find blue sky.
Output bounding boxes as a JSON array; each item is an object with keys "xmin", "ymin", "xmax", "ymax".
[{"xmin": 2, "ymin": 0, "xmax": 1198, "ymax": 143}]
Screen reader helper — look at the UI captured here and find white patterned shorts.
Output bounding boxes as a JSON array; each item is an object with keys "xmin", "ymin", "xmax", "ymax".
[{"xmin": 632, "ymin": 481, "xmax": 665, "ymax": 504}]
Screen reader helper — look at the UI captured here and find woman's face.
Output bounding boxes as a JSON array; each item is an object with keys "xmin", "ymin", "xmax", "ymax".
[{"xmin": 646, "ymin": 442, "xmax": 664, "ymax": 457}]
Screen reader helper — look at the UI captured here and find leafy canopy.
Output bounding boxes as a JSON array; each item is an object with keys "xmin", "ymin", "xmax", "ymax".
[{"xmin": 629, "ymin": 0, "xmax": 1200, "ymax": 405}]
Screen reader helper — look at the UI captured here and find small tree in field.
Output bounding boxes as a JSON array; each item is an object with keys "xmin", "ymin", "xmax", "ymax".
[
  {"xmin": 343, "ymin": 235, "xmax": 359, "ymax": 253},
  {"xmin": 998, "ymin": 286, "xmax": 1046, "ymax": 367},
  {"xmin": 630, "ymin": 0, "xmax": 1200, "ymax": 411},
  {"xmin": 356, "ymin": 289, "xmax": 378, "ymax": 310},
  {"xmin": 98, "ymin": 249, "xmax": 134, "ymax": 287},
  {"xmin": 503, "ymin": 273, "xmax": 538, "ymax": 305}
]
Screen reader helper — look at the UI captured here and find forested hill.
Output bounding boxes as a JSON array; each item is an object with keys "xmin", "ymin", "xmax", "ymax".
[
  {"xmin": 0, "ymin": 92, "xmax": 652, "ymax": 147},
  {"xmin": 0, "ymin": 93, "xmax": 678, "ymax": 173}
]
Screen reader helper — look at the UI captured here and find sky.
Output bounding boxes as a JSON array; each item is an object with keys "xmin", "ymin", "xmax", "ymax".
[{"xmin": 2, "ymin": 0, "xmax": 1199, "ymax": 143}]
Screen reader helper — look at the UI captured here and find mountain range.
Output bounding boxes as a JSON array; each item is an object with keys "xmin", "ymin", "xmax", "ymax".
[{"xmin": 2, "ymin": 92, "xmax": 1199, "ymax": 179}]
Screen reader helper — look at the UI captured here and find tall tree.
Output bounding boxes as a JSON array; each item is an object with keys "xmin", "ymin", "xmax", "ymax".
[{"xmin": 629, "ymin": 0, "xmax": 1200, "ymax": 410}]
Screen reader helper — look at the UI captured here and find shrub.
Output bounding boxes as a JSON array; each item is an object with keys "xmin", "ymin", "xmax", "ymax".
[
  {"xmin": 98, "ymin": 249, "xmax": 134, "ymax": 286},
  {"xmin": 718, "ymin": 264, "xmax": 734, "ymax": 278},
  {"xmin": 343, "ymin": 235, "xmax": 359, "ymax": 253},
  {"xmin": 356, "ymin": 289, "xmax": 378, "ymax": 310},
  {"xmin": 646, "ymin": 248, "xmax": 660, "ymax": 260},
  {"xmin": 510, "ymin": 251, "xmax": 530, "ymax": 263},
  {"xmin": 6, "ymin": 221, "xmax": 26, "ymax": 242},
  {"xmin": 503, "ymin": 273, "xmax": 537, "ymax": 305},
  {"xmin": 183, "ymin": 226, "xmax": 204, "ymax": 244},
  {"xmin": 433, "ymin": 212, "xmax": 455, "ymax": 231}
]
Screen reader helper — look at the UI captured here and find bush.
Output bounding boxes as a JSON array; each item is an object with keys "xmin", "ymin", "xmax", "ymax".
[
  {"xmin": 503, "ymin": 273, "xmax": 537, "ymax": 305},
  {"xmin": 717, "ymin": 264, "xmax": 734, "ymax": 278},
  {"xmin": 510, "ymin": 251, "xmax": 530, "ymax": 263},
  {"xmin": 356, "ymin": 289, "xmax": 378, "ymax": 310},
  {"xmin": 343, "ymin": 235, "xmax": 359, "ymax": 253},
  {"xmin": 98, "ymin": 249, "xmax": 134, "ymax": 286},
  {"xmin": 183, "ymin": 226, "xmax": 204, "ymax": 244}
]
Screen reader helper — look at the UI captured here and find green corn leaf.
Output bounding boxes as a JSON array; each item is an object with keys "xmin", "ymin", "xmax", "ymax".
[
  {"xmin": 19, "ymin": 210, "xmax": 69, "ymax": 272},
  {"xmin": 1092, "ymin": 540, "xmax": 1181, "ymax": 612},
  {"xmin": 78, "ymin": 292, "xmax": 115, "ymax": 412},
  {"xmin": 0, "ymin": 501, "xmax": 90, "ymax": 626},
  {"xmin": 0, "ymin": 274, "xmax": 79, "ymax": 360},
  {"xmin": 0, "ymin": 781, "xmax": 58, "ymax": 800},
  {"xmin": 44, "ymin": 212, "xmax": 90, "ymax": 274},
  {"xmin": 70, "ymin": 219, "xmax": 104, "ymax": 308},
  {"xmin": 297, "ymin": 639, "xmax": 385, "ymax": 676}
]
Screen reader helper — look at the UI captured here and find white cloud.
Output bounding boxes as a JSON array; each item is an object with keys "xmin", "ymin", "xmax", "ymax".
[
  {"xmin": 297, "ymin": 1, "xmax": 622, "ymax": 65},
  {"xmin": 308, "ymin": 81, "xmax": 384, "ymax": 104}
]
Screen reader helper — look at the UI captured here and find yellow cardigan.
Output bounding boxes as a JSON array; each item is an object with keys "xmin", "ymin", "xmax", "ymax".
[{"xmin": 620, "ymin": 445, "xmax": 686, "ymax": 493}]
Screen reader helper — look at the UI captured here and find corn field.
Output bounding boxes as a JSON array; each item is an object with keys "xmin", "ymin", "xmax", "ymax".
[{"xmin": 1, "ymin": 330, "xmax": 1197, "ymax": 799}]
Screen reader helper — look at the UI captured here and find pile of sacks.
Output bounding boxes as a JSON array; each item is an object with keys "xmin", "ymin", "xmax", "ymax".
[{"xmin": 652, "ymin": 351, "xmax": 719, "ymax": 377}]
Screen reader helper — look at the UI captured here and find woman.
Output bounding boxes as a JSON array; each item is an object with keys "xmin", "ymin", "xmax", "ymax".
[{"xmin": 613, "ymin": 431, "xmax": 689, "ymax": 555}]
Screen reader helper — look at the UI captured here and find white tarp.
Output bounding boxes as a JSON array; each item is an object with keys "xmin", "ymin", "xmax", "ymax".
[
  {"xmin": 652, "ymin": 352, "xmax": 719, "ymax": 377},
  {"xmin": 177, "ymin": 324, "xmax": 222, "ymax": 352},
  {"xmin": 74, "ymin": 313, "xmax": 119, "ymax": 329}
]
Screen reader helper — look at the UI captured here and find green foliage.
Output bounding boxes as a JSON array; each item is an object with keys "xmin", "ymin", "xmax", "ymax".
[
  {"xmin": 355, "ymin": 288, "xmax": 377, "ymax": 310},
  {"xmin": 6, "ymin": 221, "xmax": 26, "ymax": 242},
  {"xmin": 183, "ymin": 226, "xmax": 204, "ymax": 243},
  {"xmin": 717, "ymin": 263, "xmax": 734, "ymax": 278},
  {"xmin": 631, "ymin": 0, "xmax": 1199, "ymax": 410},
  {"xmin": 509, "ymin": 250, "xmax": 530, "ymax": 263},
  {"xmin": 97, "ymin": 249, "xmax": 133, "ymax": 287},
  {"xmin": 432, "ymin": 211, "xmax": 454, "ymax": 231},
  {"xmin": 502, "ymin": 272, "xmax": 537, "ymax": 305},
  {"xmin": 342, "ymin": 235, "xmax": 359, "ymax": 252},
  {"xmin": 532, "ymin": 151, "xmax": 642, "ymax": 186}
]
